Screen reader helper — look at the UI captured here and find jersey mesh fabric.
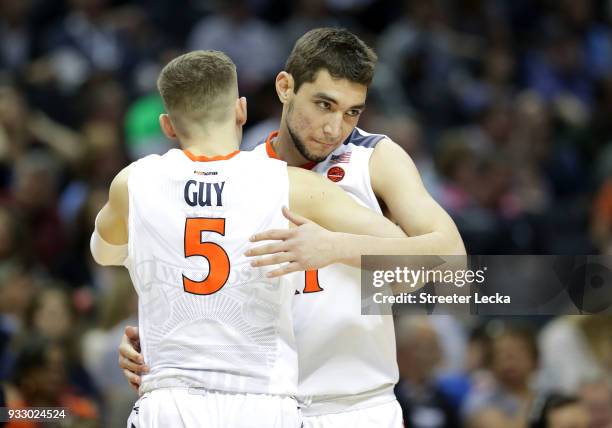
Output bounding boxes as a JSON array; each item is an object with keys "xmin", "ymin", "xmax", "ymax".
[{"xmin": 124, "ymin": 149, "xmax": 298, "ymax": 396}]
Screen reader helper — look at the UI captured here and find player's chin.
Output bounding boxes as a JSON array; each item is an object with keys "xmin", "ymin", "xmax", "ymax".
[{"xmin": 309, "ymin": 142, "xmax": 336, "ymax": 158}]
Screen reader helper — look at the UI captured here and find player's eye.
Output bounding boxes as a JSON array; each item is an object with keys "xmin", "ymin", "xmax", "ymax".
[
  {"xmin": 346, "ymin": 109, "xmax": 362, "ymax": 117},
  {"xmin": 316, "ymin": 101, "xmax": 331, "ymax": 110}
]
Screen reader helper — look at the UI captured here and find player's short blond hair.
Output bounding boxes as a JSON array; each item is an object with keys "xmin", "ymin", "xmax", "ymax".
[{"xmin": 157, "ymin": 50, "xmax": 237, "ymax": 129}]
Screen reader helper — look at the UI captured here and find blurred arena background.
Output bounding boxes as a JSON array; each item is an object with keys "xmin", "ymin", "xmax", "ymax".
[{"xmin": 0, "ymin": 0, "xmax": 611, "ymax": 426}]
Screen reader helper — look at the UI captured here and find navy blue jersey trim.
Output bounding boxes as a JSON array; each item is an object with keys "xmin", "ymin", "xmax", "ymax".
[{"xmin": 342, "ymin": 128, "xmax": 386, "ymax": 148}]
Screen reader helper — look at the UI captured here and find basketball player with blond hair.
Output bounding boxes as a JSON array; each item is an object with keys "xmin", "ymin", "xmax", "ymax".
[{"xmin": 91, "ymin": 49, "xmax": 406, "ymax": 427}]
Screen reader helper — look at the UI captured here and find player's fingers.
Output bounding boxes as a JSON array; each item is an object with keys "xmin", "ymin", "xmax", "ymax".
[
  {"xmin": 282, "ymin": 206, "xmax": 311, "ymax": 226},
  {"xmin": 245, "ymin": 242, "xmax": 289, "ymax": 257},
  {"xmin": 119, "ymin": 356, "xmax": 143, "ymax": 373},
  {"xmin": 119, "ymin": 354, "xmax": 148, "ymax": 373},
  {"xmin": 124, "ymin": 325, "xmax": 139, "ymax": 339},
  {"xmin": 123, "ymin": 369, "xmax": 142, "ymax": 388},
  {"xmin": 119, "ymin": 340, "xmax": 145, "ymax": 365},
  {"xmin": 249, "ymin": 229, "xmax": 292, "ymax": 242},
  {"xmin": 124, "ymin": 326, "xmax": 141, "ymax": 351},
  {"xmin": 266, "ymin": 262, "xmax": 302, "ymax": 278},
  {"xmin": 250, "ymin": 253, "xmax": 294, "ymax": 268}
]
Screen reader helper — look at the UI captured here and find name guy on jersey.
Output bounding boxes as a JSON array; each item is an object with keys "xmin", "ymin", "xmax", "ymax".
[{"xmin": 184, "ymin": 180, "xmax": 225, "ymax": 207}]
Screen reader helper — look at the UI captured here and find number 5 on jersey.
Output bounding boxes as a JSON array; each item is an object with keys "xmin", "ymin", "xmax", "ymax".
[{"xmin": 183, "ymin": 218, "xmax": 230, "ymax": 295}]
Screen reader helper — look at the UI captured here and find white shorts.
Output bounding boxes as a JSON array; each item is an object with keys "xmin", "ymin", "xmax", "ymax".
[
  {"xmin": 127, "ymin": 388, "xmax": 301, "ymax": 428},
  {"xmin": 302, "ymin": 400, "xmax": 403, "ymax": 428}
]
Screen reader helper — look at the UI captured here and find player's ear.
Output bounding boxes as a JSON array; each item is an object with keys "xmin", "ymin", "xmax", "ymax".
[
  {"xmin": 159, "ymin": 114, "xmax": 178, "ymax": 141},
  {"xmin": 275, "ymin": 71, "xmax": 294, "ymax": 104},
  {"xmin": 235, "ymin": 96, "xmax": 247, "ymax": 127}
]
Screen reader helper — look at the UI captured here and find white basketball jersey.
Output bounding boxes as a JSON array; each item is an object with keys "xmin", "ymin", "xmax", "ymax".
[
  {"xmin": 123, "ymin": 148, "xmax": 298, "ymax": 397},
  {"xmin": 253, "ymin": 128, "xmax": 399, "ymax": 414}
]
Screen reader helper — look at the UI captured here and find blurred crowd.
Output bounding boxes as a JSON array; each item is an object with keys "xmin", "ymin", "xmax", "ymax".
[{"xmin": 0, "ymin": 0, "xmax": 612, "ymax": 426}]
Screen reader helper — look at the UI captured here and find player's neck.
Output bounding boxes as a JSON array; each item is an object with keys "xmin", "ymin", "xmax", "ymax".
[
  {"xmin": 180, "ymin": 123, "xmax": 240, "ymax": 157},
  {"xmin": 275, "ymin": 125, "xmax": 310, "ymax": 167}
]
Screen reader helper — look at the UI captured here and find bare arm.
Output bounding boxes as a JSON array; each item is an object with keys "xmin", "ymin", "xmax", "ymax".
[
  {"xmin": 338, "ymin": 138, "xmax": 466, "ymax": 258},
  {"xmin": 90, "ymin": 165, "xmax": 131, "ymax": 265},
  {"xmin": 325, "ymin": 139, "xmax": 466, "ymax": 286},
  {"xmin": 97, "ymin": 168, "xmax": 137, "ymax": 387},
  {"xmin": 246, "ymin": 167, "xmax": 406, "ymax": 277},
  {"xmin": 247, "ymin": 140, "xmax": 465, "ymax": 274},
  {"xmin": 288, "ymin": 166, "xmax": 405, "ymax": 238}
]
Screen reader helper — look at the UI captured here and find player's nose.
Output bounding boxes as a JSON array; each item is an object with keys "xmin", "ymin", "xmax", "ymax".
[{"xmin": 323, "ymin": 113, "xmax": 342, "ymax": 141}]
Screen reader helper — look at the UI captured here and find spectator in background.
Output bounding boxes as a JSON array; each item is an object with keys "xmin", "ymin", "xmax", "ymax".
[
  {"xmin": 56, "ymin": 184, "xmax": 107, "ymax": 291},
  {"xmin": 435, "ymin": 137, "xmax": 522, "ymax": 253},
  {"xmin": 539, "ymin": 317, "xmax": 612, "ymax": 394},
  {"xmin": 22, "ymin": 284, "xmax": 99, "ymax": 405},
  {"xmin": 6, "ymin": 336, "xmax": 98, "ymax": 427},
  {"xmin": 109, "ymin": 6, "xmax": 174, "ymax": 98},
  {"xmin": 435, "ymin": 137, "xmax": 480, "ymax": 214},
  {"xmin": 43, "ymin": 0, "xmax": 124, "ymax": 93},
  {"xmin": 452, "ymin": 43, "xmax": 517, "ymax": 119},
  {"xmin": 0, "ymin": 82, "xmax": 84, "ymax": 189},
  {"xmin": 25, "ymin": 286, "xmax": 74, "ymax": 343},
  {"xmin": 282, "ymin": 0, "xmax": 340, "ymax": 51},
  {"xmin": 55, "ymin": 76, "xmax": 127, "ymax": 277},
  {"xmin": 463, "ymin": 324, "xmax": 539, "ymax": 428},
  {"xmin": 377, "ymin": 0, "xmax": 457, "ymax": 128},
  {"xmin": 464, "ymin": 326, "xmax": 491, "ymax": 376},
  {"xmin": 6, "ymin": 151, "xmax": 65, "ymax": 271},
  {"xmin": 0, "ymin": 262, "xmax": 35, "ymax": 381},
  {"xmin": 436, "ymin": 324, "xmax": 492, "ymax": 411},
  {"xmin": 556, "ymin": 0, "xmax": 612, "ymax": 81},
  {"xmin": 507, "ymin": 92, "xmax": 552, "ymax": 215},
  {"xmin": 394, "ymin": 315, "xmax": 460, "ymax": 428},
  {"xmin": 579, "ymin": 378, "xmax": 612, "ymax": 428},
  {"xmin": 530, "ymin": 394, "xmax": 591, "ymax": 428},
  {"xmin": 0, "ymin": 0, "xmax": 35, "ymax": 71},
  {"xmin": 187, "ymin": 0, "xmax": 284, "ymax": 95},
  {"xmin": 524, "ymin": 25, "xmax": 593, "ymax": 115},
  {"xmin": 82, "ymin": 268, "xmax": 137, "ymax": 427}
]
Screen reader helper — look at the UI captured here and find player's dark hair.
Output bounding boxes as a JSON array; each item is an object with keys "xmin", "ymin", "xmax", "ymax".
[{"xmin": 285, "ymin": 28, "xmax": 377, "ymax": 92}]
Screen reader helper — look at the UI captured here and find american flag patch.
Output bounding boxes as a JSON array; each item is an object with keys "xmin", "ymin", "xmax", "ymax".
[{"xmin": 330, "ymin": 152, "xmax": 351, "ymax": 164}]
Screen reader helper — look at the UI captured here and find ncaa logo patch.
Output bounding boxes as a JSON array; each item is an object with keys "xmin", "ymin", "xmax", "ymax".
[{"xmin": 327, "ymin": 166, "xmax": 345, "ymax": 182}]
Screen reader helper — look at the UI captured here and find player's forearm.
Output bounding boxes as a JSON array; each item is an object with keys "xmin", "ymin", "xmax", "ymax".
[{"xmin": 331, "ymin": 230, "xmax": 466, "ymax": 268}]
